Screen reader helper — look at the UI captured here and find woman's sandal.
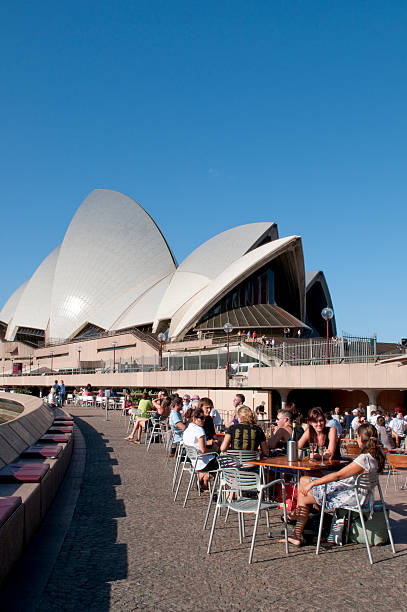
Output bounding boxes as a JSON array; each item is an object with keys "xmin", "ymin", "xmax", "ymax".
[
  {"xmin": 281, "ymin": 508, "xmax": 298, "ymax": 524},
  {"xmin": 281, "ymin": 515, "xmax": 297, "ymax": 525}
]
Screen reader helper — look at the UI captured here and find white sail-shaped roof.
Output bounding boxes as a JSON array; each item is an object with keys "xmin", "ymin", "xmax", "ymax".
[
  {"xmin": 168, "ymin": 236, "xmax": 302, "ymax": 340},
  {"xmin": 0, "ymin": 281, "xmax": 28, "ymax": 325},
  {"xmin": 154, "ymin": 222, "xmax": 277, "ymax": 327},
  {"xmin": 110, "ymin": 274, "xmax": 173, "ymax": 330},
  {"xmin": 48, "ymin": 189, "xmax": 176, "ymax": 340},
  {"xmin": 5, "ymin": 247, "xmax": 60, "ymax": 340}
]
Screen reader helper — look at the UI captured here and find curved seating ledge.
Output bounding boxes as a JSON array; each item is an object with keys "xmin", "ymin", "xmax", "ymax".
[{"xmin": 0, "ymin": 393, "xmax": 74, "ymax": 586}]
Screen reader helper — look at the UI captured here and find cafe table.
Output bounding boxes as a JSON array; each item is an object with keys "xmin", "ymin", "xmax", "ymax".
[{"xmin": 245, "ymin": 455, "xmax": 349, "ymax": 492}]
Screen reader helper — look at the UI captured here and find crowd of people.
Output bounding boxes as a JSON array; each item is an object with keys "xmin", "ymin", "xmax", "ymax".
[
  {"xmin": 121, "ymin": 390, "xmax": 390, "ymax": 548},
  {"xmin": 48, "ymin": 385, "xmax": 398, "ymax": 550}
]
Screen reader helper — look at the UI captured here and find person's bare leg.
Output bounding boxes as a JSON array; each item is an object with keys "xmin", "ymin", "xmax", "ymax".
[
  {"xmin": 280, "ymin": 477, "xmax": 316, "ymax": 546},
  {"xmin": 124, "ymin": 422, "xmax": 138, "ymax": 440}
]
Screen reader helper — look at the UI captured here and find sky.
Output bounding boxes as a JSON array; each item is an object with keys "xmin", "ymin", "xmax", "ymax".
[{"xmin": 0, "ymin": 1, "xmax": 406, "ymax": 342}]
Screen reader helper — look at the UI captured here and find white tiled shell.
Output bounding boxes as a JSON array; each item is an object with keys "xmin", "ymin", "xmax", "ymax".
[
  {"xmin": 48, "ymin": 189, "xmax": 176, "ymax": 340},
  {"xmin": 154, "ymin": 222, "xmax": 276, "ymax": 328},
  {"xmin": 5, "ymin": 247, "xmax": 60, "ymax": 340},
  {"xmin": 168, "ymin": 236, "xmax": 302, "ymax": 340},
  {"xmin": 110, "ymin": 274, "xmax": 173, "ymax": 329},
  {"xmin": 0, "ymin": 280, "xmax": 28, "ymax": 325}
]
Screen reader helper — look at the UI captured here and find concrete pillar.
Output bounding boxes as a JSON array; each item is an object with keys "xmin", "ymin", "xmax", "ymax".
[
  {"xmin": 279, "ymin": 389, "xmax": 290, "ymax": 410},
  {"xmin": 366, "ymin": 389, "xmax": 380, "ymax": 420}
]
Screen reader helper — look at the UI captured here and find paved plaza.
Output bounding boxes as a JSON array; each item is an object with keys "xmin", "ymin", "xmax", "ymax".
[{"xmin": 3, "ymin": 407, "xmax": 407, "ymax": 611}]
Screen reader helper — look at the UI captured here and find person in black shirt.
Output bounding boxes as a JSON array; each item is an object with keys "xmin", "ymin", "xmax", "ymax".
[
  {"xmin": 220, "ymin": 405, "xmax": 268, "ymax": 457},
  {"xmin": 200, "ymin": 397, "xmax": 219, "ymax": 450}
]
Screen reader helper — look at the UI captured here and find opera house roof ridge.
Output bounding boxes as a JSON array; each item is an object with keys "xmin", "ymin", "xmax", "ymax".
[{"xmin": 0, "ymin": 189, "xmax": 336, "ymax": 343}]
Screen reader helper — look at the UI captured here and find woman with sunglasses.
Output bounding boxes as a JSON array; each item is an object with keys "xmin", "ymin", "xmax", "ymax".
[
  {"xmin": 297, "ymin": 406, "xmax": 339, "ymax": 461},
  {"xmin": 182, "ymin": 407, "xmax": 218, "ymax": 490}
]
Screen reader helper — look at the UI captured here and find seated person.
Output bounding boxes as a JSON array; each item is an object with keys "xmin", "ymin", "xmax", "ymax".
[
  {"xmin": 390, "ymin": 411, "xmax": 407, "ymax": 447},
  {"xmin": 124, "ymin": 392, "xmax": 153, "ymax": 443},
  {"xmin": 268, "ymin": 409, "xmax": 301, "ymax": 450},
  {"xmin": 151, "ymin": 396, "xmax": 171, "ymax": 422},
  {"xmin": 199, "ymin": 398, "xmax": 219, "ymax": 451},
  {"xmin": 124, "ymin": 393, "xmax": 133, "ymax": 414},
  {"xmin": 183, "ymin": 408, "xmax": 218, "ymax": 490},
  {"xmin": 298, "ymin": 407, "xmax": 339, "ymax": 460},
  {"xmin": 375, "ymin": 416, "xmax": 395, "ymax": 450},
  {"xmin": 220, "ymin": 405, "xmax": 268, "ymax": 457},
  {"xmin": 255, "ymin": 401, "xmax": 267, "ymax": 420},
  {"xmin": 280, "ymin": 423, "xmax": 384, "ymax": 546},
  {"xmin": 169, "ymin": 397, "xmax": 186, "ymax": 445},
  {"xmin": 326, "ymin": 412, "xmax": 342, "ymax": 436}
]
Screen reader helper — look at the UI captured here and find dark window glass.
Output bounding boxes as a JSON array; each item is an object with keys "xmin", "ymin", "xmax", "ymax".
[
  {"xmin": 268, "ymin": 270, "xmax": 275, "ymax": 304},
  {"xmin": 260, "ymin": 272, "xmax": 267, "ymax": 303},
  {"xmin": 253, "ymin": 276, "xmax": 259, "ymax": 305},
  {"xmin": 232, "ymin": 291, "xmax": 238, "ymax": 309},
  {"xmin": 246, "ymin": 281, "xmax": 252, "ymax": 306}
]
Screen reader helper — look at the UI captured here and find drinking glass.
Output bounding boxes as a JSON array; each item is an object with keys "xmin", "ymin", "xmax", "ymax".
[
  {"xmin": 309, "ymin": 442, "xmax": 317, "ymax": 459},
  {"xmin": 319, "ymin": 446, "xmax": 326, "ymax": 466}
]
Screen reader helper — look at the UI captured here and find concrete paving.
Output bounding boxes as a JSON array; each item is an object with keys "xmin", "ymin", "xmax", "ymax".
[{"xmin": 5, "ymin": 407, "xmax": 407, "ymax": 611}]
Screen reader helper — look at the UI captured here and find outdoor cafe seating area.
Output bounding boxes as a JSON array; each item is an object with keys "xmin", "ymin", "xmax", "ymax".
[{"xmin": 104, "ymin": 394, "xmax": 401, "ymax": 566}]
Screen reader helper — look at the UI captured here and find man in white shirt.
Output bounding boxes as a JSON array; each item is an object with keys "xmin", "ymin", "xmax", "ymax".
[
  {"xmin": 390, "ymin": 411, "xmax": 407, "ymax": 447},
  {"xmin": 350, "ymin": 409, "xmax": 360, "ymax": 433},
  {"xmin": 368, "ymin": 410, "xmax": 378, "ymax": 426}
]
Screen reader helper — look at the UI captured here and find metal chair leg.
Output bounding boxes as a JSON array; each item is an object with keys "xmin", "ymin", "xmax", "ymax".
[
  {"xmin": 316, "ymin": 489, "xmax": 326, "ymax": 555},
  {"xmin": 203, "ymin": 472, "xmax": 219, "ymax": 530},
  {"xmin": 356, "ymin": 500, "xmax": 373, "ymax": 565}
]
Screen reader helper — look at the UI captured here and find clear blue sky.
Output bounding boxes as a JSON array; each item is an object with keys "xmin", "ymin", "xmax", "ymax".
[{"xmin": 1, "ymin": 1, "xmax": 406, "ymax": 341}]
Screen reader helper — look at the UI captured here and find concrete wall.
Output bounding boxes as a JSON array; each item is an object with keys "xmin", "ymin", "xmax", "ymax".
[
  {"xmin": 248, "ymin": 361, "xmax": 407, "ymax": 391},
  {"xmin": 0, "ymin": 333, "xmax": 158, "ymax": 375},
  {"xmin": 0, "ymin": 394, "xmax": 54, "ymax": 468}
]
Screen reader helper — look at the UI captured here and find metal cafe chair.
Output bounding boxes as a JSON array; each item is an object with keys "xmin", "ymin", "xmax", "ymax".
[
  {"xmin": 162, "ymin": 427, "xmax": 174, "ymax": 464},
  {"xmin": 207, "ymin": 467, "xmax": 288, "ymax": 564},
  {"xmin": 225, "ymin": 449, "xmax": 259, "ymax": 467},
  {"xmin": 171, "ymin": 441, "xmax": 185, "ymax": 492},
  {"xmin": 174, "ymin": 445, "xmax": 218, "ymax": 508},
  {"xmin": 146, "ymin": 415, "xmax": 167, "ymax": 451},
  {"xmin": 385, "ymin": 453, "xmax": 407, "ymax": 492},
  {"xmin": 203, "ymin": 454, "xmax": 239, "ymax": 530},
  {"xmin": 316, "ymin": 472, "xmax": 395, "ymax": 565}
]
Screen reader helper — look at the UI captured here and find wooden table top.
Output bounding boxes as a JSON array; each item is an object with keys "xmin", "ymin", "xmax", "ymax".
[{"xmin": 245, "ymin": 455, "xmax": 348, "ymax": 471}]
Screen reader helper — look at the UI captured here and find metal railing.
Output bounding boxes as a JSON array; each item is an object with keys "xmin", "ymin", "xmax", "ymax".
[{"xmin": 261, "ymin": 333, "xmax": 377, "ymax": 365}]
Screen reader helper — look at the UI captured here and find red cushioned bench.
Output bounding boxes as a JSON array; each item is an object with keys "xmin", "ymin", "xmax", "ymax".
[
  {"xmin": 49, "ymin": 426, "xmax": 73, "ymax": 433},
  {"xmin": 21, "ymin": 445, "xmax": 63, "ymax": 459},
  {"xmin": 0, "ymin": 463, "xmax": 50, "ymax": 483},
  {"xmin": 53, "ymin": 421, "xmax": 74, "ymax": 426},
  {"xmin": 54, "ymin": 416, "xmax": 73, "ymax": 422},
  {"xmin": 0, "ymin": 496, "xmax": 22, "ymax": 527},
  {"xmin": 40, "ymin": 434, "xmax": 70, "ymax": 443}
]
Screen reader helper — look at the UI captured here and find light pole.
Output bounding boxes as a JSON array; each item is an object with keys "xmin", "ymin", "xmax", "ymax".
[
  {"xmin": 321, "ymin": 307, "xmax": 334, "ymax": 364},
  {"xmin": 112, "ymin": 341, "xmax": 117, "ymax": 373},
  {"xmin": 77, "ymin": 346, "xmax": 82, "ymax": 373},
  {"xmin": 157, "ymin": 333, "xmax": 166, "ymax": 370},
  {"xmin": 223, "ymin": 322, "xmax": 234, "ymax": 380},
  {"xmin": 50, "ymin": 351, "xmax": 54, "ymax": 372}
]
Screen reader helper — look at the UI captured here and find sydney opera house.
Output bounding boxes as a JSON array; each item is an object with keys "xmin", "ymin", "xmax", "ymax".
[{"xmin": 0, "ymin": 189, "xmax": 336, "ymax": 346}]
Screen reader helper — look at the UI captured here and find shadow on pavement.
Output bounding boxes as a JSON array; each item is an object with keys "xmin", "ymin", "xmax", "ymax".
[{"xmin": 38, "ymin": 417, "xmax": 127, "ymax": 611}]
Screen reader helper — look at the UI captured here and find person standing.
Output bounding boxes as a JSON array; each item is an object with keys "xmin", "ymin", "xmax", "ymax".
[
  {"xmin": 226, "ymin": 393, "xmax": 245, "ymax": 427},
  {"xmin": 59, "ymin": 380, "xmax": 66, "ymax": 406},
  {"xmin": 52, "ymin": 380, "xmax": 60, "ymax": 404}
]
